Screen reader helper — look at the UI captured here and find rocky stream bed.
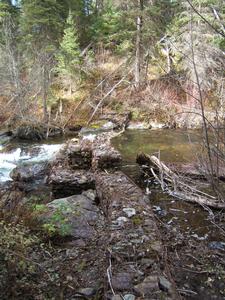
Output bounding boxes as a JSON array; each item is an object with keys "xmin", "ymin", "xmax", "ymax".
[{"xmin": 0, "ymin": 128, "xmax": 225, "ymax": 299}]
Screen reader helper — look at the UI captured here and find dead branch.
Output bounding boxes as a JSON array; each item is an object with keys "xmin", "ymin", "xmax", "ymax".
[
  {"xmin": 140, "ymin": 154, "xmax": 225, "ymax": 209},
  {"xmin": 87, "ymin": 72, "xmax": 130, "ymax": 125}
]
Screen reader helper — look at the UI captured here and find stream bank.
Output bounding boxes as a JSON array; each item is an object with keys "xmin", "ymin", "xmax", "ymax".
[{"xmin": 0, "ymin": 128, "xmax": 225, "ymax": 299}]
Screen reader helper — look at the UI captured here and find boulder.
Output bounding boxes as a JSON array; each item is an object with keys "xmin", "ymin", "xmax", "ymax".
[
  {"xmin": 10, "ymin": 163, "xmax": 48, "ymax": 182},
  {"xmin": 41, "ymin": 190, "xmax": 103, "ymax": 240}
]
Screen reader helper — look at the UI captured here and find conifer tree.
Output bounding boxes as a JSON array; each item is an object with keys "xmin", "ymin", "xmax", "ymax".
[{"xmin": 56, "ymin": 10, "xmax": 81, "ymax": 94}]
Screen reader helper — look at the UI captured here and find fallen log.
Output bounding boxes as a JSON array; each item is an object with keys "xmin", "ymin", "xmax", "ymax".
[
  {"xmin": 137, "ymin": 153, "xmax": 225, "ymax": 209},
  {"xmin": 95, "ymin": 171, "xmax": 179, "ymax": 299}
]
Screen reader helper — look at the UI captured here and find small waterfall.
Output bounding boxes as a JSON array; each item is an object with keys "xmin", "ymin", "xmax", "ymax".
[{"xmin": 0, "ymin": 143, "xmax": 63, "ymax": 182}]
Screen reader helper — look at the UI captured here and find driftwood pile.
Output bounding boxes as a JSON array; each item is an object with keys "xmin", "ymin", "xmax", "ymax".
[{"xmin": 137, "ymin": 153, "xmax": 225, "ymax": 209}]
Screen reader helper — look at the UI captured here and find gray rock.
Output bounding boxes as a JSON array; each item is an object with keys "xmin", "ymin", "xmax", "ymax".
[
  {"xmin": 148, "ymin": 121, "xmax": 166, "ymax": 129},
  {"xmin": 114, "ymin": 216, "xmax": 129, "ymax": 226},
  {"xmin": 102, "ymin": 121, "xmax": 117, "ymax": 130},
  {"xmin": 134, "ymin": 275, "xmax": 159, "ymax": 296},
  {"xmin": 10, "ymin": 163, "xmax": 48, "ymax": 182},
  {"xmin": 112, "ymin": 272, "xmax": 133, "ymax": 291},
  {"xmin": 77, "ymin": 287, "xmax": 96, "ymax": 297},
  {"xmin": 111, "ymin": 295, "xmax": 122, "ymax": 300},
  {"xmin": 127, "ymin": 122, "xmax": 151, "ymax": 130},
  {"xmin": 158, "ymin": 276, "xmax": 172, "ymax": 292},
  {"xmin": 124, "ymin": 294, "xmax": 136, "ymax": 300},
  {"xmin": 41, "ymin": 190, "xmax": 102, "ymax": 239},
  {"xmin": 123, "ymin": 207, "xmax": 136, "ymax": 218},
  {"xmin": 140, "ymin": 258, "xmax": 154, "ymax": 268}
]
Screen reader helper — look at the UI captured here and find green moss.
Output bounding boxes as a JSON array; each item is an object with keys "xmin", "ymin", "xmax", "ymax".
[{"xmin": 132, "ymin": 216, "xmax": 144, "ymax": 226}]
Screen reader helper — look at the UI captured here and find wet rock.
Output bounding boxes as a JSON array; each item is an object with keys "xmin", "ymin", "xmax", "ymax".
[
  {"xmin": 112, "ymin": 272, "xmax": 133, "ymax": 291},
  {"xmin": 158, "ymin": 276, "xmax": 172, "ymax": 292},
  {"xmin": 10, "ymin": 163, "xmax": 48, "ymax": 182},
  {"xmin": 134, "ymin": 275, "xmax": 159, "ymax": 296},
  {"xmin": 42, "ymin": 190, "xmax": 102, "ymax": 239},
  {"xmin": 48, "ymin": 167, "xmax": 95, "ymax": 198},
  {"xmin": 123, "ymin": 207, "xmax": 136, "ymax": 218}
]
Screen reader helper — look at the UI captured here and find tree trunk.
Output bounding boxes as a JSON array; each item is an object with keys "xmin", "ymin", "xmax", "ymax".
[
  {"xmin": 135, "ymin": 0, "xmax": 144, "ymax": 89},
  {"xmin": 42, "ymin": 64, "xmax": 48, "ymax": 123}
]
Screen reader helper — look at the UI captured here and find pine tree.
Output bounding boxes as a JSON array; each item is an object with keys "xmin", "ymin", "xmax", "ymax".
[{"xmin": 56, "ymin": 10, "xmax": 81, "ymax": 94}]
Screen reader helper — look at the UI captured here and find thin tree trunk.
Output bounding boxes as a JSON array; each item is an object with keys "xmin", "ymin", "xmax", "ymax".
[
  {"xmin": 135, "ymin": 0, "xmax": 144, "ymax": 89},
  {"xmin": 43, "ymin": 64, "xmax": 48, "ymax": 123}
]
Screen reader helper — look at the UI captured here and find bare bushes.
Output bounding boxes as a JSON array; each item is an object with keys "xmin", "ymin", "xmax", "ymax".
[{"xmin": 114, "ymin": 77, "xmax": 184, "ymax": 124}]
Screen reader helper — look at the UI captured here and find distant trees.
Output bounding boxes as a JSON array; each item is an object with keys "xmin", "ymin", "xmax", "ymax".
[{"xmin": 0, "ymin": 0, "xmax": 224, "ymax": 124}]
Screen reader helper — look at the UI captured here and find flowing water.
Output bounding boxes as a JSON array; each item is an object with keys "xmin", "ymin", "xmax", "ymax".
[{"xmin": 0, "ymin": 137, "xmax": 65, "ymax": 182}]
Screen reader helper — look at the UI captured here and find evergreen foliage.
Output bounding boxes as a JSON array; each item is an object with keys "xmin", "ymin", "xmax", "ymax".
[{"xmin": 56, "ymin": 10, "xmax": 81, "ymax": 78}]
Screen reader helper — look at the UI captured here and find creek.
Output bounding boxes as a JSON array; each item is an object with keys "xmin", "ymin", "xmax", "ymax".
[
  {"xmin": 0, "ymin": 129, "xmax": 221, "ymax": 240},
  {"xmin": 0, "ymin": 129, "xmax": 224, "ymax": 299}
]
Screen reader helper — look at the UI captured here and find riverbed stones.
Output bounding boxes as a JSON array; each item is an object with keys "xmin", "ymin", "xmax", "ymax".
[
  {"xmin": 123, "ymin": 207, "xmax": 136, "ymax": 218},
  {"xmin": 134, "ymin": 275, "xmax": 159, "ymax": 296},
  {"xmin": 77, "ymin": 287, "xmax": 97, "ymax": 297},
  {"xmin": 112, "ymin": 272, "xmax": 134, "ymax": 291},
  {"xmin": 158, "ymin": 276, "xmax": 172, "ymax": 292}
]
